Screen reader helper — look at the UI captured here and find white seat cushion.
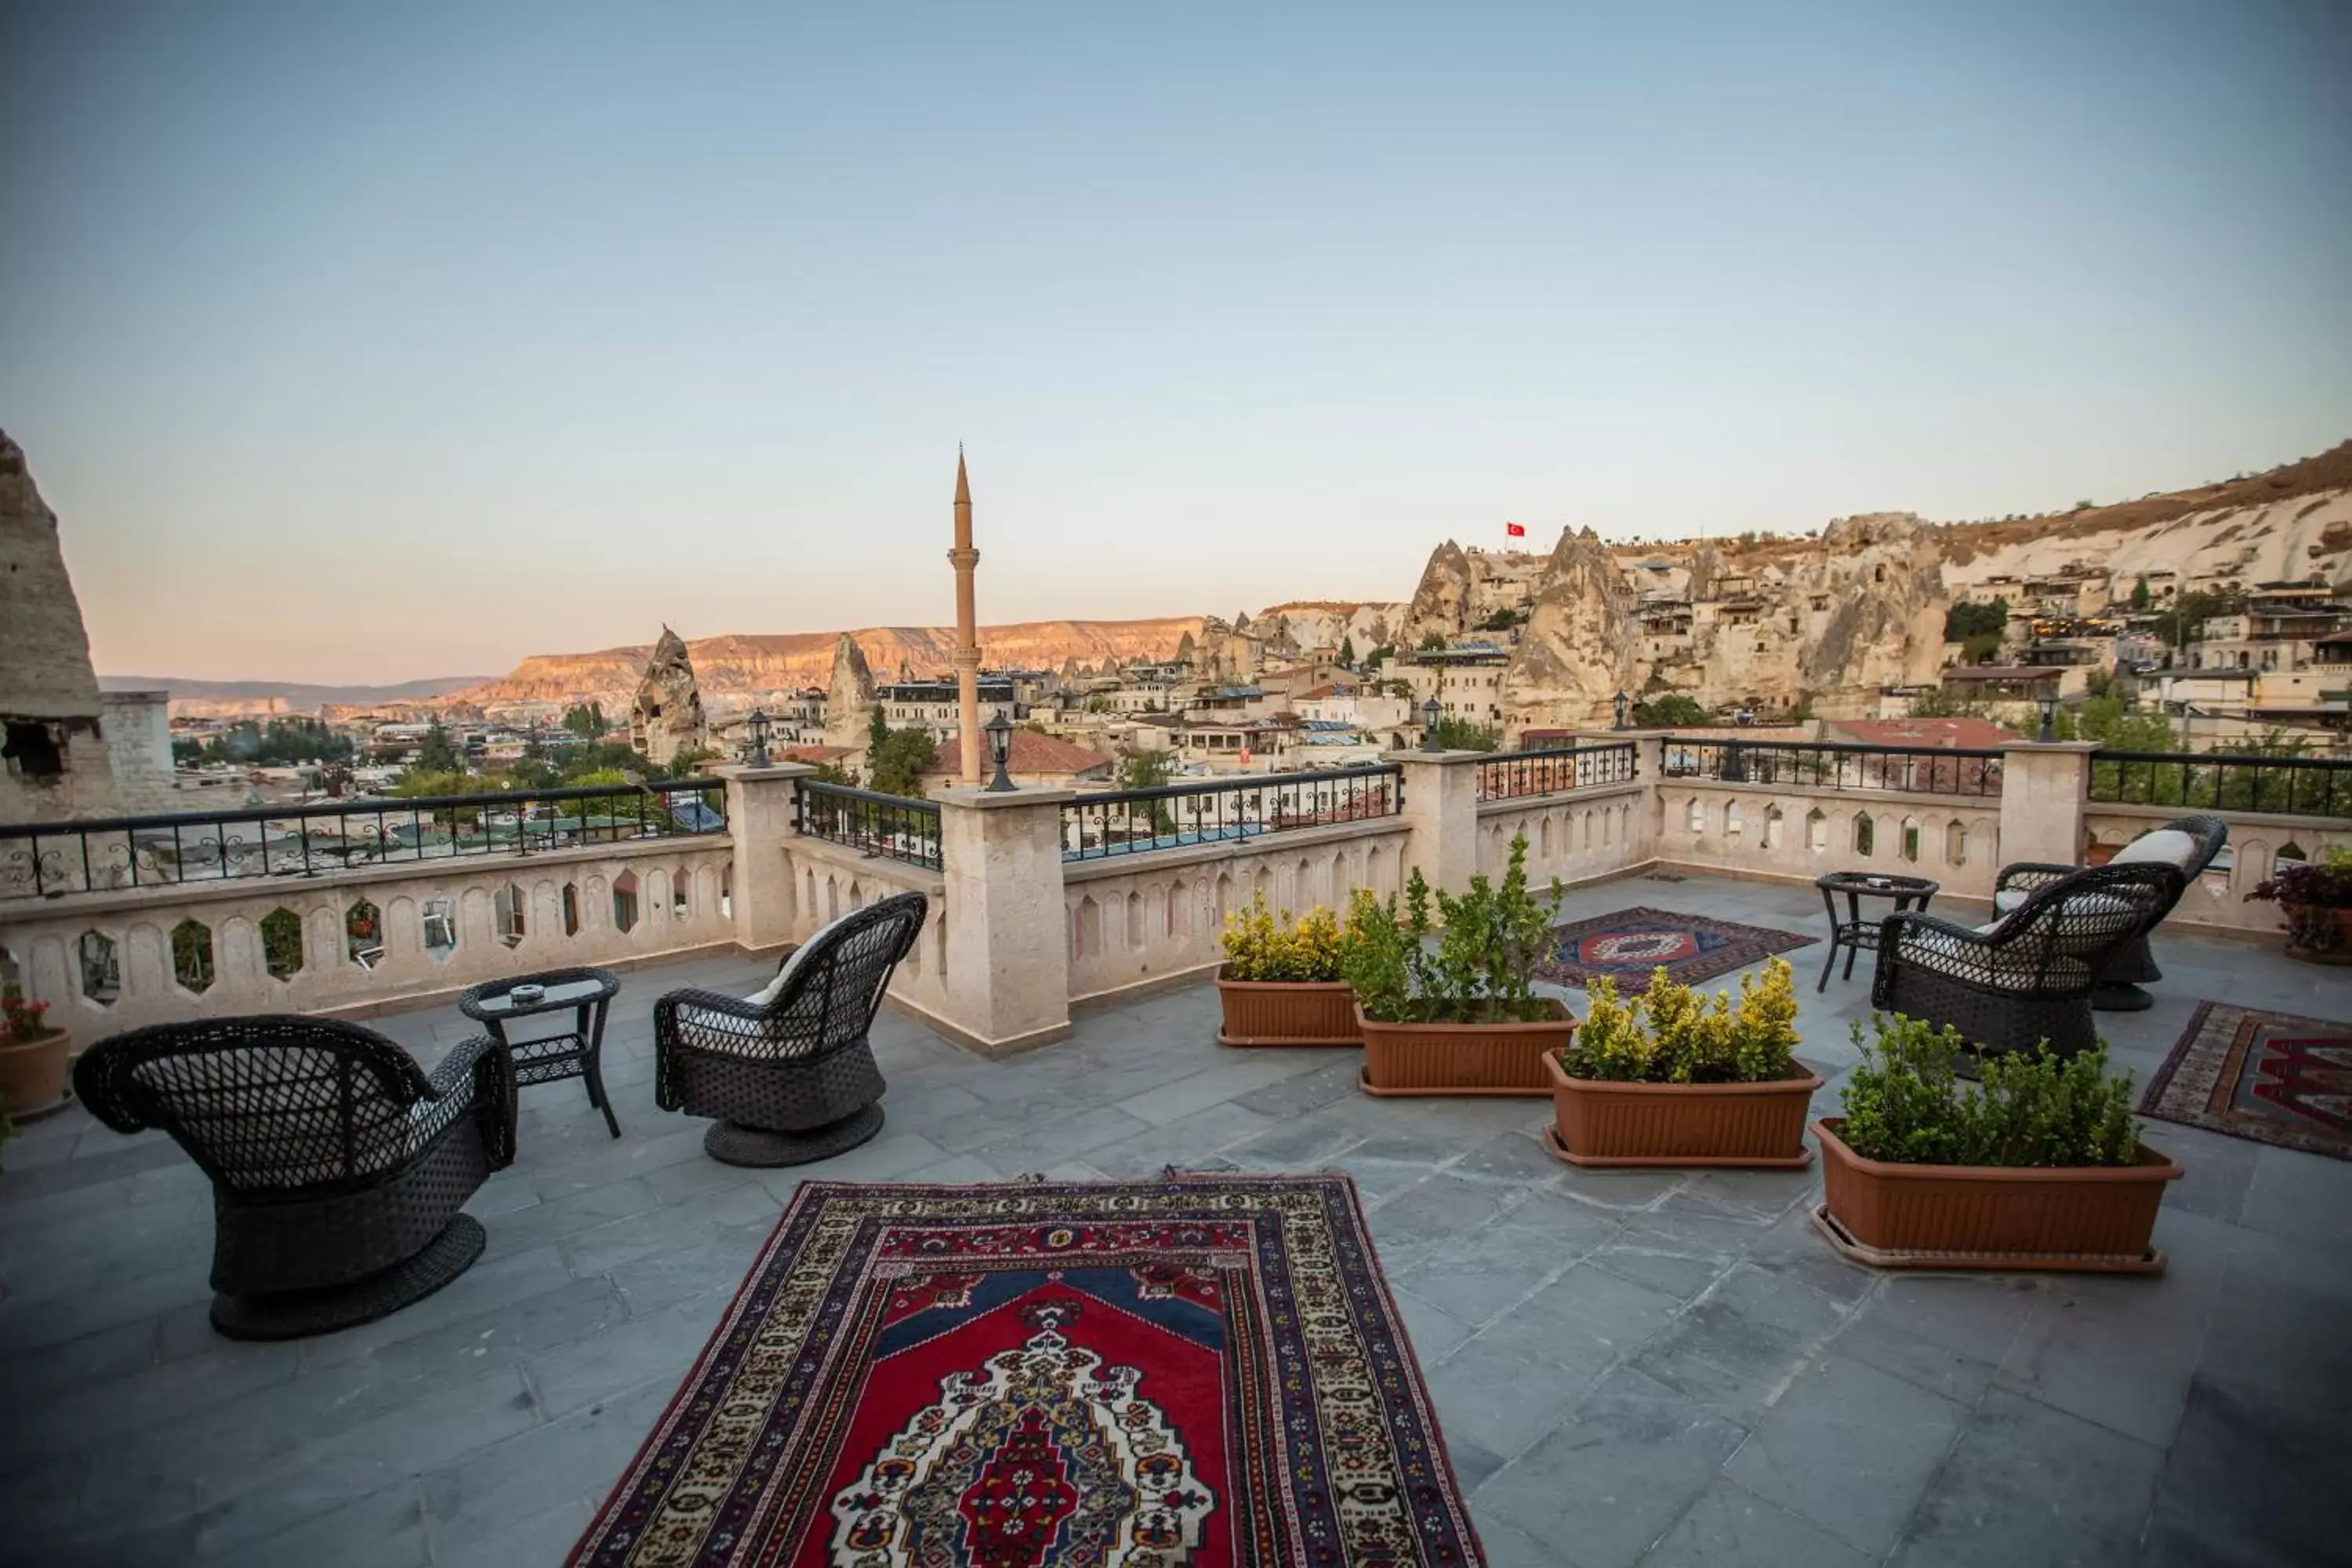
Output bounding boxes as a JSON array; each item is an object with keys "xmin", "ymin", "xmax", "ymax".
[
  {"xmin": 1993, "ymin": 887, "xmax": 2026, "ymax": 916},
  {"xmin": 2111, "ymin": 828, "xmax": 2199, "ymax": 871},
  {"xmin": 680, "ymin": 916, "xmax": 840, "ymax": 1040}
]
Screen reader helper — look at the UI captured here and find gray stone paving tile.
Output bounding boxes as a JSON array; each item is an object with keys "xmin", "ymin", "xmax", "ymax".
[
  {"xmin": 2151, "ymin": 1374, "xmax": 2344, "ymax": 1568},
  {"xmin": 0, "ymin": 1331, "xmax": 300, "ymax": 1467},
  {"xmin": 1993, "ymin": 1206, "xmax": 2231, "ymax": 1447},
  {"xmin": 1640, "ymin": 1475, "xmax": 1878, "ymax": 1568},
  {"xmin": 1831, "ymin": 1311, "xmax": 1999, "ymax": 1406},
  {"xmin": 1423, "ymin": 1337, "xmax": 1597, "ymax": 1461},
  {"xmin": 195, "ymin": 1478, "xmax": 426, "ymax": 1567},
  {"xmin": 557, "ymin": 1179, "xmax": 777, "ymax": 1277},
  {"xmin": 1721, "ymin": 1351, "xmax": 1968, "ymax": 1555},
  {"xmin": 1892, "ymin": 1386, "xmax": 2163, "ymax": 1568},
  {"xmin": 2238, "ymin": 1139, "xmax": 2352, "ymax": 1250},
  {"xmin": 482, "ymin": 1176, "xmax": 666, "ymax": 1258},
  {"xmin": 433, "ymin": 1494, "xmax": 593, "ymax": 1568},
  {"xmin": 1467, "ymin": 1516, "xmax": 1572, "ymax": 1568},
  {"xmin": 750, "ymin": 1130, "xmax": 952, "ymax": 1196},
  {"xmin": 1224, "ymin": 1107, "xmax": 1367, "ymax": 1170},
  {"xmin": 1474, "ymin": 1364, "xmax": 1748, "ymax": 1566},
  {"xmin": 1388, "ymin": 1284, "xmax": 1474, "ymax": 1367},
  {"xmin": 9, "ymin": 1520, "xmax": 201, "ymax": 1567},
  {"xmin": 1473, "ymin": 1261, "xmax": 1679, "ymax": 1378},
  {"xmin": 1331, "ymin": 1131, "xmax": 1465, "ymax": 1202},
  {"xmin": 1232, "ymin": 1055, "xmax": 1363, "ymax": 1118},
  {"xmin": 966, "ymin": 1104, "xmax": 1155, "ymax": 1173},
  {"xmin": 302, "ymin": 1244, "xmax": 576, "ymax": 1369},
  {"xmin": 1632, "ymin": 1263, "xmax": 1850, "ymax": 1426},
  {"xmin": 604, "ymin": 1218, "xmax": 767, "ymax": 1318},
  {"xmin": 899, "ymin": 1152, "xmax": 1004, "ymax": 1184},
  {"xmin": 1075, "ymin": 1099, "xmax": 1280, "ymax": 1178},
  {"xmin": 524, "ymin": 1294, "xmax": 717, "ymax": 1421},
  {"xmin": 419, "ymin": 1373, "xmax": 675, "ymax": 1549},
  {"xmin": 2147, "ymin": 1120, "xmax": 2260, "ymax": 1227},
  {"xmin": 1112, "ymin": 1054, "xmax": 1310, "ymax": 1125}
]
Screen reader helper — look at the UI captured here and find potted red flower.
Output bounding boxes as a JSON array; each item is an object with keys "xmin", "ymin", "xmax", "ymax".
[
  {"xmin": 0, "ymin": 982, "xmax": 72, "ymax": 1122},
  {"xmin": 2246, "ymin": 848, "xmax": 2352, "ymax": 964}
]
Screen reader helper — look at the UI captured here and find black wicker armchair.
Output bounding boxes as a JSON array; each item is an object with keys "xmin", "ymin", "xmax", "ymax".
[
  {"xmin": 71, "ymin": 1017, "xmax": 519, "ymax": 1341},
  {"xmin": 655, "ymin": 891, "xmax": 927, "ymax": 1167},
  {"xmin": 1991, "ymin": 814, "xmax": 2228, "ymax": 1011},
  {"xmin": 1870, "ymin": 862, "xmax": 2183, "ymax": 1064}
]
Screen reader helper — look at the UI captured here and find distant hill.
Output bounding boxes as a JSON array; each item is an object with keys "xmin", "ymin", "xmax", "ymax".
[{"xmin": 99, "ymin": 674, "xmax": 492, "ymax": 710}]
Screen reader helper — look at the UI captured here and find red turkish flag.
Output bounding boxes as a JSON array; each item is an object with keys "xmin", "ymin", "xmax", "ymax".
[{"xmin": 1505, "ymin": 521, "xmax": 1526, "ymax": 537}]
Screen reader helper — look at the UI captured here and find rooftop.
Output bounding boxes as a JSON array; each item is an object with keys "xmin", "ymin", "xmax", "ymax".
[{"xmin": 2, "ymin": 871, "xmax": 2339, "ymax": 1566}]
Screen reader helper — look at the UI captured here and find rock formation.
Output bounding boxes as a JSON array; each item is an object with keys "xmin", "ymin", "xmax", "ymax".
[
  {"xmin": 627, "ymin": 626, "xmax": 709, "ymax": 767},
  {"xmin": 1, "ymin": 430, "xmax": 120, "ymax": 820},
  {"xmin": 1501, "ymin": 529, "xmax": 1642, "ymax": 729},
  {"xmin": 824, "ymin": 633, "xmax": 877, "ymax": 750}
]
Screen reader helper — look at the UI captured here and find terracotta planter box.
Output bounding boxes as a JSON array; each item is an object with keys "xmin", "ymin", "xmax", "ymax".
[
  {"xmin": 2281, "ymin": 904, "xmax": 2352, "ymax": 966},
  {"xmin": 1214, "ymin": 970, "xmax": 1360, "ymax": 1047},
  {"xmin": 0, "ymin": 1029, "xmax": 74, "ymax": 1121},
  {"xmin": 1543, "ymin": 1054, "xmax": 1820, "ymax": 1169},
  {"xmin": 1356, "ymin": 1000, "xmax": 1576, "ymax": 1098},
  {"xmin": 1811, "ymin": 1117, "xmax": 2181, "ymax": 1274}
]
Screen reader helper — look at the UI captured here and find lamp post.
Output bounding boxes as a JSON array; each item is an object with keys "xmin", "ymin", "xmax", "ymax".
[
  {"xmin": 1421, "ymin": 698, "xmax": 1443, "ymax": 752},
  {"xmin": 984, "ymin": 710, "xmax": 1015, "ymax": 792},
  {"xmin": 1611, "ymin": 691, "xmax": 1630, "ymax": 731},
  {"xmin": 745, "ymin": 708, "xmax": 771, "ymax": 768},
  {"xmin": 2036, "ymin": 687, "xmax": 2059, "ymax": 744}
]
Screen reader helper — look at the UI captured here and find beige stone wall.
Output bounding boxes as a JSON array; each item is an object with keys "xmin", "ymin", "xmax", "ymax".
[
  {"xmin": 2086, "ymin": 805, "xmax": 2351, "ymax": 938},
  {"xmin": 775, "ymin": 836, "xmax": 953, "ymax": 1029},
  {"xmin": 1653, "ymin": 779, "xmax": 2002, "ymax": 905},
  {"xmin": 1062, "ymin": 819, "xmax": 1411, "ymax": 1004},
  {"xmin": 0, "ymin": 837, "xmax": 738, "ymax": 1040},
  {"xmin": 1475, "ymin": 781, "xmax": 1651, "ymax": 888}
]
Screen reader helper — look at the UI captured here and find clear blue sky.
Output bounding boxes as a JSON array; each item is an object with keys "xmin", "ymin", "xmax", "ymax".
[{"xmin": 3, "ymin": 1, "xmax": 2347, "ymax": 684}]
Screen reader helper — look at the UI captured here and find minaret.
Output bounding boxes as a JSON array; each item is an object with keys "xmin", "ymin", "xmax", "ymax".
[{"xmin": 949, "ymin": 447, "xmax": 982, "ymax": 784}]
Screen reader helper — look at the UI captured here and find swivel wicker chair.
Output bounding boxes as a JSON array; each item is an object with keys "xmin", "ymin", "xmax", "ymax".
[
  {"xmin": 72, "ymin": 1018, "xmax": 518, "ymax": 1341},
  {"xmin": 654, "ymin": 891, "xmax": 927, "ymax": 1167},
  {"xmin": 1870, "ymin": 862, "xmax": 2183, "ymax": 1064},
  {"xmin": 1987, "ymin": 814, "xmax": 2227, "ymax": 1011}
]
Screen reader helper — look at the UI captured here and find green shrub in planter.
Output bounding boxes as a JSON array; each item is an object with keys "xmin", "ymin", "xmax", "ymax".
[
  {"xmin": 1558, "ymin": 957, "xmax": 1802, "ymax": 1084},
  {"xmin": 1839, "ymin": 1013, "xmax": 2142, "ymax": 1168},
  {"xmin": 1340, "ymin": 834, "xmax": 1561, "ymax": 1025}
]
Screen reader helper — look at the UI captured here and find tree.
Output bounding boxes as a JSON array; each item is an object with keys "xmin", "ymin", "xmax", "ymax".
[
  {"xmin": 413, "ymin": 721, "xmax": 461, "ymax": 773},
  {"xmin": 1476, "ymin": 608, "xmax": 1528, "ymax": 633},
  {"xmin": 1116, "ymin": 750, "xmax": 1175, "ymax": 791},
  {"xmin": 1943, "ymin": 599, "xmax": 2009, "ymax": 641},
  {"xmin": 867, "ymin": 705, "xmax": 889, "ymax": 751},
  {"xmin": 1338, "ymin": 636, "xmax": 1357, "ymax": 668},
  {"xmin": 561, "ymin": 702, "xmax": 607, "ymax": 739},
  {"xmin": 1383, "ymin": 680, "xmax": 1417, "ymax": 700},
  {"xmin": 1419, "ymin": 631, "xmax": 1449, "ymax": 652},
  {"xmin": 1958, "ymin": 632, "xmax": 2003, "ymax": 665},
  {"xmin": 1085, "ymin": 694, "xmax": 1112, "ymax": 713},
  {"xmin": 866, "ymin": 727, "xmax": 938, "ymax": 799},
  {"xmin": 2156, "ymin": 587, "xmax": 2244, "ymax": 648},
  {"xmin": 1904, "ymin": 688, "xmax": 1984, "ymax": 718},
  {"xmin": 1632, "ymin": 693, "xmax": 1710, "ymax": 728},
  {"xmin": 2129, "ymin": 575, "xmax": 2151, "ymax": 612},
  {"xmin": 1365, "ymin": 644, "xmax": 1396, "ymax": 668},
  {"xmin": 1428, "ymin": 717, "xmax": 1501, "ymax": 751}
]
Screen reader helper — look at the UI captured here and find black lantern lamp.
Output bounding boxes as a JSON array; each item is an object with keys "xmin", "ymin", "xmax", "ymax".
[
  {"xmin": 2036, "ymin": 686, "xmax": 2059, "ymax": 744},
  {"xmin": 984, "ymin": 710, "xmax": 1015, "ymax": 791},
  {"xmin": 1611, "ymin": 691, "xmax": 1630, "ymax": 731},
  {"xmin": 1421, "ymin": 698, "xmax": 1443, "ymax": 752},
  {"xmin": 745, "ymin": 708, "xmax": 771, "ymax": 768}
]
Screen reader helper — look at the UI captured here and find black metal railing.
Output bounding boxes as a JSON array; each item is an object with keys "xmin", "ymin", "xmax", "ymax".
[
  {"xmin": 1475, "ymin": 742, "xmax": 1639, "ymax": 801},
  {"xmin": 0, "ymin": 779, "xmax": 728, "ymax": 902},
  {"xmin": 2087, "ymin": 750, "xmax": 2352, "ymax": 818},
  {"xmin": 1658, "ymin": 737, "xmax": 2005, "ymax": 797},
  {"xmin": 793, "ymin": 781, "xmax": 943, "ymax": 869},
  {"xmin": 1060, "ymin": 764, "xmax": 1403, "ymax": 862}
]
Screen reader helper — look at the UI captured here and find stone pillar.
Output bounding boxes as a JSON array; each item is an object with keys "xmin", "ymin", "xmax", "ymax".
[
  {"xmin": 1998, "ymin": 742, "xmax": 2094, "ymax": 869},
  {"xmin": 1622, "ymin": 729, "xmax": 1670, "ymax": 859},
  {"xmin": 1383, "ymin": 750, "xmax": 1486, "ymax": 895},
  {"xmin": 935, "ymin": 787, "xmax": 1073, "ymax": 1055},
  {"xmin": 718, "ymin": 761, "xmax": 813, "ymax": 954}
]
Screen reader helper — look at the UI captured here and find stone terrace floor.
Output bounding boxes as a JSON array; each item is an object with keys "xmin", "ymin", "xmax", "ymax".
[{"xmin": 2, "ymin": 871, "xmax": 2348, "ymax": 1566}]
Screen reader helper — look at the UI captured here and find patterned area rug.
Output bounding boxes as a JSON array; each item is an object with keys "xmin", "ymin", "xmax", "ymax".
[
  {"xmin": 571, "ymin": 1174, "xmax": 1485, "ymax": 1567},
  {"xmin": 2140, "ymin": 1000, "xmax": 2352, "ymax": 1161},
  {"xmin": 1537, "ymin": 906, "xmax": 1817, "ymax": 990}
]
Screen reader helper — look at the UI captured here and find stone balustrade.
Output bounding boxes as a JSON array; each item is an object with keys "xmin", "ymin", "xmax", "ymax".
[{"xmin": 5, "ymin": 741, "xmax": 2339, "ymax": 1059}]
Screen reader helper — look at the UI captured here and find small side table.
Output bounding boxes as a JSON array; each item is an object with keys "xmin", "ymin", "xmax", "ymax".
[
  {"xmin": 459, "ymin": 967, "xmax": 622, "ymax": 1138},
  {"xmin": 1814, "ymin": 873, "xmax": 1940, "ymax": 993}
]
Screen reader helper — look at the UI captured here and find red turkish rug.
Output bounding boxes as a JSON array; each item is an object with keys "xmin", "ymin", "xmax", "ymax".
[
  {"xmin": 570, "ymin": 1174, "xmax": 1485, "ymax": 1567},
  {"xmin": 2140, "ymin": 1000, "xmax": 2352, "ymax": 1161},
  {"xmin": 1537, "ymin": 906, "xmax": 1816, "ymax": 990}
]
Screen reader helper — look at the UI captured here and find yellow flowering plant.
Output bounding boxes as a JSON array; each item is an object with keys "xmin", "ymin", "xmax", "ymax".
[
  {"xmin": 1221, "ymin": 895, "xmax": 1348, "ymax": 983},
  {"xmin": 1556, "ymin": 956, "xmax": 1803, "ymax": 1083}
]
